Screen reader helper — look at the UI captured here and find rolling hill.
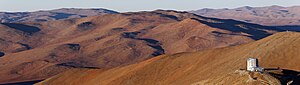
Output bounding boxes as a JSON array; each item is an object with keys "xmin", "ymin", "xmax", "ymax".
[
  {"xmin": 37, "ymin": 32, "xmax": 300, "ymax": 85},
  {"xmin": 190, "ymin": 5, "xmax": 300, "ymax": 27},
  {"xmin": 0, "ymin": 8, "xmax": 118, "ymax": 23},
  {"xmin": 0, "ymin": 10, "xmax": 286, "ymax": 84}
]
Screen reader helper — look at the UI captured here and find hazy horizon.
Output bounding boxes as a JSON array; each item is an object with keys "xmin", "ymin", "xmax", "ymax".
[{"xmin": 1, "ymin": 0, "xmax": 300, "ymax": 12}]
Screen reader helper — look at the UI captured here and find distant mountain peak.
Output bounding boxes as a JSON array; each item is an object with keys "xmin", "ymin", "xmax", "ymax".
[
  {"xmin": 232, "ymin": 6, "xmax": 255, "ymax": 11},
  {"xmin": 269, "ymin": 5, "xmax": 284, "ymax": 8},
  {"xmin": 240, "ymin": 6, "xmax": 253, "ymax": 10},
  {"xmin": 0, "ymin": 8, "xmax": 118, "ymax": 23},
  {"xmin": 189, "ymin": 5, "xmax": 300, "ymax": 26}
]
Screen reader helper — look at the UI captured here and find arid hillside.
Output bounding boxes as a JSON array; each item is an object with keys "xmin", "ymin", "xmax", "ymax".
[
  {"xmin": 0, "ymin": 8, "xmax": 118, "ymax": 23},
  {"xmin": 0, "ymin": 10, "xmax": 285, "ymax": 84},
  {"xmin": 190, "ymin": 5, "xmax": 300, "ymax": 27},
  {"xmin": 37, "ymin": 32, "xmax": 300, "ymax": 85}
]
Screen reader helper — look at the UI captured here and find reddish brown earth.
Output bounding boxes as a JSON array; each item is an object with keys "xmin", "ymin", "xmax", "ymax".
[
  {"xmin": 38, "ymin": 32, "xmax": 300, "ymax": 85},
  {"xmin": 0, "ymin": 10, "xmax": 284, "ymax": 84}
]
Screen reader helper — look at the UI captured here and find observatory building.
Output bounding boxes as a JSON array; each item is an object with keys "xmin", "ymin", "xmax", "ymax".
[{"xmin": 247, "ymin": 58, "xmax": 264, "ymax": 72}]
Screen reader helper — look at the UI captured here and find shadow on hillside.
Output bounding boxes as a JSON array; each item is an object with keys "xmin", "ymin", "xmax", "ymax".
[
  {"xmin": 49, "ymin": 12, "xmax": 76, "ymax": 20},
  {"xmin": 0, "ymin": 80, "xmax": 43, "ymax": 85},
  {"xmin": 0, "ymin": 52, "xmax": 4, "ymax": 57},
  {"xmin": 272, "ymin": 25, "xmax": 300, "ymax": 32},
  {"xmin": 122, "ymin": 31, "xmax": 165, "ymax": 56},
  {"xmin": 2, "ymin": 23, "xmax": 41, "ymax": 34},
  {"xmin": 194, "ymin": 16, "xmax": 285, "ymax": 40},
  {"xmin": 77, "ymin": 22, "xmax": 95, "ymax": 30},
  {"xmin": 56, "ymin": 62, "xmax": 100, "ymax": 69},
  {"xmin": 190, "ymin": 14, "xmax": 290, "ymax": 40},
  {"xmin": 265, "ymin": 68, "xmax": 300, "ymax": 85}
]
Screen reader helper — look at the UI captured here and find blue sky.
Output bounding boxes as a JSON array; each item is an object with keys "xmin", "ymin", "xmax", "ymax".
[{"xmin": 1, "ymin": 0, "xmax": 299, "ymax": 12}]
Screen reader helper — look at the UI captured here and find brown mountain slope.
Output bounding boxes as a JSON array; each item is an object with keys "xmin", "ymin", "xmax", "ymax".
[
  {"xmin": 191, "ymin": 70, "xmax": 281, "ymax": 85},
  {"xmin": 0, "ymin": 10, "xmax": 285, "ymax": 84},
  {"xmin": 38, "ymin": 32, "xmax": 300, "ymax": 85}
]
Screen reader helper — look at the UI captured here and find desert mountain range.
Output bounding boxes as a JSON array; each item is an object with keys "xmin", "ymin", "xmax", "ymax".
[
  {"xmin": 0, "ymin": 10, "xmax": 284, "ymax": 84},
  {"xmin": 0, "ymin": 8, "xmax": 118, "ymax": 23},
  {"xmin": 38, "ymin": 32, "xmax": 300, "ymax": 85},
  {"xmin": 190, "ymin": 5, "xmax": 300, "ymax": 31},
  {"xmin": 0, "ymin": 6, "xmax": 299, "ymax": 85}
]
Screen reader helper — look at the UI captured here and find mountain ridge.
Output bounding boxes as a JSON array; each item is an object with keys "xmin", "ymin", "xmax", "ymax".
[
  {"xmin": 0, "ymin": 8, "xmax": 118, "ymax": 23},
  {"xmin": 37, "ymin": 32, "xmax": 300, "ymax": 85},
  {"xmin": 190, "ymin": 5, "xmax": 300, "ymax": 27},
  {"xmin": 0, "ymin": 10, "xmax": 285, "ymax": 84}
]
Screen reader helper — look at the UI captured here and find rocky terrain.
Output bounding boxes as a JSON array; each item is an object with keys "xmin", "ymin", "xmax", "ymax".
[
  {"xmin": 190, "ymin": 5, "xmax": 300, "ymax": 29},
  {"xmin": 0, "ymin": 10, "xmax": 285, "ymax": 84},
  {"xmin": 0, "ymin": 8, "xmax": 118, "ymax": 23},
  {"xmin": 38, "ymin": 32, "xmax": 300, "ymax": 85}
]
